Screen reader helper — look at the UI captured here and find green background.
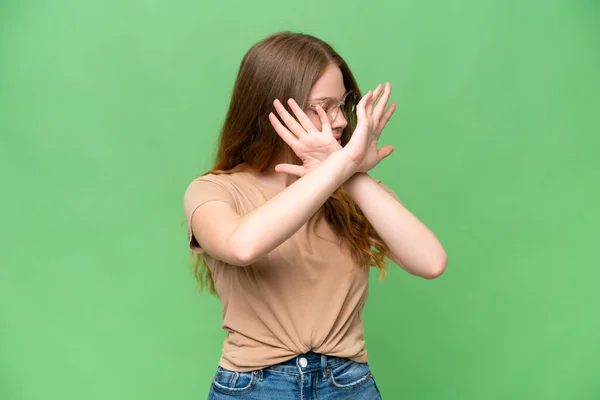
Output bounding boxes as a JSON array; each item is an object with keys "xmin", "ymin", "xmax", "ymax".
[{"xmin": 1, "ymin": 0, "xmax": 599, "ymax": 399}]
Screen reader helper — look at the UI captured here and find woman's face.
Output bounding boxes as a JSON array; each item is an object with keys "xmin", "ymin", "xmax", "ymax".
[{"xmin": 305, "ymin": 64, "xmax": 349, "ymax": 145}]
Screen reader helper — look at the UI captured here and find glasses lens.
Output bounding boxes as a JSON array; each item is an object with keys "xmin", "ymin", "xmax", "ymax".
[
  {"xmin": 343, "ymin": 93, "xmax": 357, "ymax": 118},
  {"xmin": 322, "ymin": 98, "xmax": 339, "ymax": 121}
]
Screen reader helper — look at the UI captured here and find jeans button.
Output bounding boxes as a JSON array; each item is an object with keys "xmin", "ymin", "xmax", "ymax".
[{"xmin": 299, "ymin": 357, "xmax": 308, "ymax": 368}]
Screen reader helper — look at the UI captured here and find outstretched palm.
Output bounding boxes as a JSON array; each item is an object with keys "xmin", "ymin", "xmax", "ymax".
[
  {"xmin": 268, "ymin": 98, "xmax": 341, "ymax": 177},
  {"xmin": 342, "ymin": 82, "xmax": 397, "ymax": 172},
  {"xmin": 269, "ymin": 82, "xmax": 397, "ymax": 177}
]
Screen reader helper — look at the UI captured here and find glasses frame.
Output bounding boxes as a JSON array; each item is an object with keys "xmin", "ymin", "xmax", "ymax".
[{"xmin": 306, "ymin": 91, "xmax": 356, "ymax": 123}]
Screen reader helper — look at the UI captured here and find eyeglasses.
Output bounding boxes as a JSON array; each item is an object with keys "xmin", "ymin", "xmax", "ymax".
[{"xmin": 306, "ymin": 91, "xmax": 357, "ymax": 123}]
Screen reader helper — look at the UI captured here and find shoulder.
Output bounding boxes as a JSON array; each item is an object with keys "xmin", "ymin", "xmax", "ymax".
[
  {"xmin": 183, "ymin": 171, "xmax": 265, "ymax": 213},
  {"xmin": 185, "ymin": 171, "xmax": 257, "ymax": 194},
  {"xmin": 183, "ymin": 173, "xmax": 238, "ymax": 216},
  {"xmin": 188, "ymin": 172, "xmax": 234, "ymax": 187}
]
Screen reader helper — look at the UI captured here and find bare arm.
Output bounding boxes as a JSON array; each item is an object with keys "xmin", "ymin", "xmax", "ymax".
[
  {"xmin": 342, "ymin": 173, "xmax": 447, "ymax": 279},
  {"xmin": 270, "ymin": 82, "xmax": 447, "ymax": 278},
  {"xmin": 188, "ymin": 151, "xmax": 356, "ymax": 266},
  {"xmin": 188, "ymin": 91, "xmax": 383, "ymax": 266}
]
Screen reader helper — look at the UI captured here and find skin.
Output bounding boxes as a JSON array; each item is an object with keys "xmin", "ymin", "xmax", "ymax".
[
  {"xmin": 268, "ymin": 64, "xmax": 448, "ymax": 278},
  {"xmin": 188, "ymin": 64, "xmax": 447, "ymax": 279},
  {"xmin": 269, "ymin": 64, "xmax": 396, "ymax": 178}
]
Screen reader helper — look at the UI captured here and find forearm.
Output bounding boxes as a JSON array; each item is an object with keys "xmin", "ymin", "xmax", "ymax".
[
  {"xmin": 231, "ymin": 151, "xmax": 356, "ymax": 263},
  {"xmin": 342, "ymin": 173, "xmax": 447, "ymax": 279}
]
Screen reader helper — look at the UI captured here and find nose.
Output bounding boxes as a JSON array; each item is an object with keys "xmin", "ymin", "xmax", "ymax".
[{"xmin": 331, "ymin": 109, "xmax": 348, "ymax": 130}]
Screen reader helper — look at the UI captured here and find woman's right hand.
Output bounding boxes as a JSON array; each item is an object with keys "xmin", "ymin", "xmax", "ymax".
[{"xmin": 342, "ymin": 82, "xmax": 397, "ymax": 173}]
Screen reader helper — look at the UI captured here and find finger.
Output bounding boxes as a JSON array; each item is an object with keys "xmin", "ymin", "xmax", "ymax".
[
  {"xmin": 287, "ymin": 98, "xmax": 319, "ymax": 133},
  {"xmin": 315, "ymin": 105, "xmax": 332, "ymax": 134},
  {"xmin": 377, "ymin": 144, "xmax": 394, "ymax": 160},
  {"xmin": 355, "ymin": 91, "xmax": 372, "ymax": 124},
  {"xmin": 274, "ymin": 163, "xmax": 307, "ymax": 177},
  {"xmin": 370, "ymin": 83, "xmax": 384, "ymax": 109},
  {"xmin": 273, "ymin": 99, "xmax": 306, "ymax": 137},
  {"xmin": 379, "ymin": 101, "xmax": 397, "ymax": 129},
  {"xmin": 269, "ymin": 112, "xmax": 298, "ymax": 148},
  {"xmin": 373, "ymin": 82, "xmax": 392, "ymax": 122},
  {"xmin": 366, "ymin": 84, "xmax": 383, "ymax": 115}
]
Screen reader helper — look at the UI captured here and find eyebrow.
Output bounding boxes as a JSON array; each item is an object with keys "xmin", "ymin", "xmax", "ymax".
[{"xmin": 307, "ymin": 91, "xmax": 348, "ymax": 102}]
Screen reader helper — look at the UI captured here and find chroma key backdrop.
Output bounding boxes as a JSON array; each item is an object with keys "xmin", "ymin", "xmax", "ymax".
[{"xmin": 1, "ymin": 0, "xmax": 599, "ymax": 399}]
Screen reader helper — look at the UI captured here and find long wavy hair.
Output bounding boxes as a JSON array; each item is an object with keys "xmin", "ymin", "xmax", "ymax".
[{"xmin": 192, "ymin": 32, "xmax": 390, "ymax": 292}]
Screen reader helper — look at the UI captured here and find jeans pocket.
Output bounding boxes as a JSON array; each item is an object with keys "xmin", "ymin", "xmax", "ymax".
[
  {"xmin": 211, "ymin": 366, "xmax": 258, "ymax": 396},
  {"xmin": 327, "ymin": 360, "xmax": 374, "ymax": 391}
]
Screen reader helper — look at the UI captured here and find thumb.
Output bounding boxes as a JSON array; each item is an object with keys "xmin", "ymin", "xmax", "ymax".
[
  {"xmin": 377, "ymin": 145, "xmax": 394, "ymax": 160},
  {"xmin": 275, "ymin": 163, "xmax": 306, "ymax": 177}
]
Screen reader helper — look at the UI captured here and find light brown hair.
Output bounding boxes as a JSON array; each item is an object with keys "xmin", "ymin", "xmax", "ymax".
[{"xmin": 193, "ymin": 32, "xmax": 390, "ymax": 292}]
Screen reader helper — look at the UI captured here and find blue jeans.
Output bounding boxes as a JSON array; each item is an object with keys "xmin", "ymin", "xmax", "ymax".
[{"xmin": 207, "ymin": 351, "xmax": 382, "ymax": 399}]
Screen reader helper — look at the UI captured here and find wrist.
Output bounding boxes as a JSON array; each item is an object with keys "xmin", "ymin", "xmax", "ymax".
[
  {"xmin": 341, "ymin": 171, "xmax": 371, "ymax": 193},
  {"xmin": 323, "ymin": 150, "xmax": 360, "ymax": 184}
]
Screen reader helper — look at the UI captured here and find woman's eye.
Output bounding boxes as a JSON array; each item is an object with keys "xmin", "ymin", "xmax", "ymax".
[{"xmin": 323, "ymin": 100, "xmax": 337, "ymax": 113}]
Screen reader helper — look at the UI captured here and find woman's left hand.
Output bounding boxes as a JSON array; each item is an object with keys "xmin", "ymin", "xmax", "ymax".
[
  {"xmin": 269, "ymin": 98, "xmax": 341, "ymax": 177},
  {"xmin": 270, "ymin": 83, "xmax": 396, "ymax": 178}
]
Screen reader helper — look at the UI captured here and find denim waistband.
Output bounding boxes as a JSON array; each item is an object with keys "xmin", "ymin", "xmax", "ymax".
[{"xmin": 263, "ymin": 352, "xmax": 350, "ymax": 377}]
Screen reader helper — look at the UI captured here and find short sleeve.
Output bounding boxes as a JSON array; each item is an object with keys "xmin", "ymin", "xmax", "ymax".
[{"xmin": 183, "ymin": 175, "xmax": 236, "ymax": 253}]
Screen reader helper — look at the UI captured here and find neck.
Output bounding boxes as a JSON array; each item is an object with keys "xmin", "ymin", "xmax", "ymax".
[{"xmin": 250, "ymin": 150, "xmax": 300, "ymax": 191}]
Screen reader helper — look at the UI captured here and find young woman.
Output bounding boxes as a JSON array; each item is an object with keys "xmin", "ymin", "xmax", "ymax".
[{"xmin": 184, "ymin": 31, "xmax": 447, "ymax": 399}]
